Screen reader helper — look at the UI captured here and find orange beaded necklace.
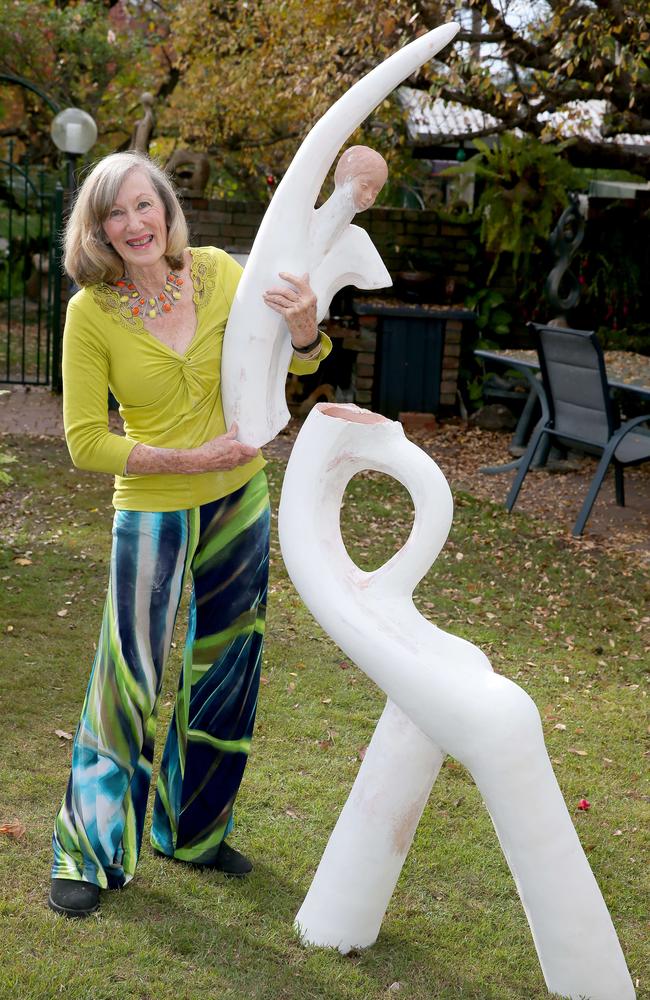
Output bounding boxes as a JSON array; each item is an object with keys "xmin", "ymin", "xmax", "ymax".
[{"xmin": 114, "ymin": 272, "xmax": 184, "ymax": 319}]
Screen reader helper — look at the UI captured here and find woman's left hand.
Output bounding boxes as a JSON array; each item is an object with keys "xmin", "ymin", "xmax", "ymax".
[{"xmin": 263, "ymin": 272, "xmax": 318, "ymax": 348}]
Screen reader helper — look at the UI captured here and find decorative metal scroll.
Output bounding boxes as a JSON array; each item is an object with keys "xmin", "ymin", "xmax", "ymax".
[{"xmin": 545, "ymin": 193, "xmax": 585, "ymax": 315}]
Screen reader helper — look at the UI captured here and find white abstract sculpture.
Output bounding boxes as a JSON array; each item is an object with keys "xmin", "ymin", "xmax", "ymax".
[
  {"xmin": 221, "ymin": 23, "xmax": 459, "ymax": 448},
  {"xmin": 278, "ymin": 404, "xmax": 635, "ymax": 1000}
]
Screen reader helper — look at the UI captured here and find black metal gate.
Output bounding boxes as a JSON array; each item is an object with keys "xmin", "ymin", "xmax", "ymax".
[{"xmin": 0, "ymin": 141, "xmax": 64, "ymax": 387}]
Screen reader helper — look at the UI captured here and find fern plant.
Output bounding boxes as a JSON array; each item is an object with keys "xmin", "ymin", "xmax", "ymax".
[{"xmin": 452, "ymin": 135, "xmax": 582, "ymax": 280}]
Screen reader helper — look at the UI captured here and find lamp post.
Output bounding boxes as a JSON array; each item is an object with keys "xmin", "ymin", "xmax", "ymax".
[{"xmin": 50, "ymin": 107, "xmax": 98, "ymax": 193}]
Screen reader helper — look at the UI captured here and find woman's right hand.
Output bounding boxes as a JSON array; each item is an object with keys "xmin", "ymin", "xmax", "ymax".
[{"xmin": 196, "ymin": 424, "xmax": 258, "ymax": 471}]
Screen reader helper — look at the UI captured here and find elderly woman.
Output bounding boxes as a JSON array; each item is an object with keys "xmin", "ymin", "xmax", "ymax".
[{"xmin": 49, "ymin": 151, "xmax": 331, "ymax": 918}]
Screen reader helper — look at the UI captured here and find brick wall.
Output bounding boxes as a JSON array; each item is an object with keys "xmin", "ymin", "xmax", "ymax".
[
  {"xmin": 357, "ymin": 213, "xmax": 472, "ymax": 283},
  {"xmin": 183, "ymin": 197, "xmax": 266, "ymax": 254},
  {"xmin": 182, "ymin": 196, "xmax": 474, "ymax": 284}
]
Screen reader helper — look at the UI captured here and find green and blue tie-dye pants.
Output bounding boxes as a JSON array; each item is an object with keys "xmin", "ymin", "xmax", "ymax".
[{"xmin": 51, "ymin": 470, "xmax": 270, "ymax": 889}]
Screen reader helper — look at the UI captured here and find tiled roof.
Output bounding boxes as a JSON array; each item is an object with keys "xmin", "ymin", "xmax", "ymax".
[{"xmin": 399, "ymin": 87, "xmax": 650, "ymax": 151}]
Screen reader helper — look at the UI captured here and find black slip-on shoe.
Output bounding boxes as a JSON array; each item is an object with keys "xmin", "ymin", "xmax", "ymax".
[
  {"xmin": 48, "ymin": 878, "xmax": 100, "ymax": 918},
  {"xmin": 214, "ymin": 841, "xmax": 253, "ymax": 876},
  {"xmin": 153, "ymin": 842, "xmax": 253, "ymax": 876}
]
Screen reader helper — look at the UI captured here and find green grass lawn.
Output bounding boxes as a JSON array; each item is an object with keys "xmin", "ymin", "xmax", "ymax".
[{"xmin": 0, "ymin": 436, "xmax": 647, "ymax": 1000}]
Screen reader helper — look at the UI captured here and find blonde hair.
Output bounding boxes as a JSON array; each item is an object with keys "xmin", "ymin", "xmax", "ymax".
[{"xmin": 63, "ymin": 151, "xmax": 189, "ymax": 286}]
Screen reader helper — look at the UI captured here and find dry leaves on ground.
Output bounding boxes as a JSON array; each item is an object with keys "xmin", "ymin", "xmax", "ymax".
[{"xmin": 0, "ymin": 819, "xmax": 26, "ymax": 840}]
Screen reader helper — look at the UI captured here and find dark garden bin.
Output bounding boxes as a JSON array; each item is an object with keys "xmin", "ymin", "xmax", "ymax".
[{"xmin": 353, "ymin": 301, "xmax": 474, "ymax": 419}]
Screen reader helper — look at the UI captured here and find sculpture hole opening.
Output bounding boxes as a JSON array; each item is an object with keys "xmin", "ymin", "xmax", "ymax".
[{"xmin": 341, "ymin": 471, "xmax": 414, "ymax": 572}]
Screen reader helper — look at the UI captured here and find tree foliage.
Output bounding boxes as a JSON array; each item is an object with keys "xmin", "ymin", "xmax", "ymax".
[
  {"xmin": 423, "ymin": 0, "xmax": 650, "ymax": 175},
  {"xmin": 3, "ymin": 0, "xmax": 648, "ymax": 189},
  {"xmin": 160, "ymin": 0, "xmax": 444, "ymax": 198},
  {"xmin": 161, "ymin": 0, "xmax": 650, "ymax": 192},
  {"xmin": 0, "ymin": 0, "xmax": 169, "ymax": 164}
]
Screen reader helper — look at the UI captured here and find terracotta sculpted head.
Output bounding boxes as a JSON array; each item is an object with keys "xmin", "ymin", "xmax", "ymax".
[{"xmin": 334, "ymin": 146, "xmax": 388, "ymax": 212}]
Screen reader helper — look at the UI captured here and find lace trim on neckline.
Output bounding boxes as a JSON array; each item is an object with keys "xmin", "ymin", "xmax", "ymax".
[{"xmin": 92, "ymin": 247, "xmax": 215, "ymax": 330}]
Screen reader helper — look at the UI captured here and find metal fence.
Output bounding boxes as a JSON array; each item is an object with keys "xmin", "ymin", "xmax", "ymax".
[{"xmin": 0, "ymin": 141, "xmax": 64, "ymax": 387}]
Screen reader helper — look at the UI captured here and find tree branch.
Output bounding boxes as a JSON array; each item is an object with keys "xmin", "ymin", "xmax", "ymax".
[
  {"xmin": 206, "ymin": 129, "xmax": 303, "ymax": 153},
  {"xmin": 562, "ymin": 135, "xmax": 650, "ymax": 175},
  {"xmin": 468, "ymin": 0, "xmax": 556, "ymax": 70}
]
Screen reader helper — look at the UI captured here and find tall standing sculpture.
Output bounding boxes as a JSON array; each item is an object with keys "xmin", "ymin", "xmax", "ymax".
[
  {"xmin": 221, "ymin": 23, "xmax": 460, "ymax": 448},
  {"xmin": 278, "ymin": 404, "xmax": 635, "ymax": 1000}
]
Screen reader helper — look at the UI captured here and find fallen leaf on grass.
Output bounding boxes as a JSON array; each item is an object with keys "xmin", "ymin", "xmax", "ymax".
[
  {"xmin": 554, "ymin": 723, "xmax": 567, "ymax": 731},
  {"xmin": 358, "ymin": 746, "xmax": 367, "ymax": 761},
  {"xmin": 322, "ymin": 697, "xmax": 332, "ymax": 704},
  {"xmin": 54, "ymin": 729, "xmax": 73, "ymax": 741},
  {"xmin": 260, "ymin": 675, "xmax": 269, "ymax": 686},
  {"xmin": 0, "ymin": 819, "xmax": 26, "ymax": 839},
  {"xmin": 13, "ymin": 557, "xmax": 32, "ymax": 566},
  {"xmin": 567, "ymin": 747, "xmax": 588, "ymax": 756},
  {"xmin": 56, "ymin": 609, "xmax": 68, "ymax": 618}
]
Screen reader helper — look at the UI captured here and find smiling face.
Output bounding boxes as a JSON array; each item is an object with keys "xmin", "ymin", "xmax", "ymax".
[{"xmin": 102, "ymin": 168, "xmax": 168, "ymax": 273}]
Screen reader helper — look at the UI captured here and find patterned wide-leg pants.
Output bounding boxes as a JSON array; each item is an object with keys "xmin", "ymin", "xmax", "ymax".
[{"xmin": 51, "ymin": 471, "xmax": 270, "ymax": 889}]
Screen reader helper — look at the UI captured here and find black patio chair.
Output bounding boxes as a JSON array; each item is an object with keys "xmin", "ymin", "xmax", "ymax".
[{"xmin": 506, "ymin": 323, "xmax": 650, "ymax": 537}]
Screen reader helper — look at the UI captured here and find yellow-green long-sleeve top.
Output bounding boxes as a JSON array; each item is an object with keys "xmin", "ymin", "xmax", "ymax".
[{"xmin": 62, "ymin": 245, "xmax": 331, "ymax": 511}]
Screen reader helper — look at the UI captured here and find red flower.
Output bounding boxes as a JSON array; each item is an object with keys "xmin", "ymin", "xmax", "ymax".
[{"xmin": 577, "ymin": 798, "xmax": 590, "ymax": 811}]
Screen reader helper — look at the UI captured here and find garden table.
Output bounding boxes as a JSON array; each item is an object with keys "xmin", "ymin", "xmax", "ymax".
[{"xmin": 474, "ymin": 347, "xmax": 650, "ymax": 473}]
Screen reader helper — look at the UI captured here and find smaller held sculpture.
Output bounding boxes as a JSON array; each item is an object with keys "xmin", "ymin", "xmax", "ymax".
[
  {"xmin": 278, "ymin": 404, "xmax": 635, "ymax": 1000},
  {"xmin": 222, "ymin": 143, "xmax": 391, "ymax": 447},
  {"xmin": 221, "ymin": 23, "xmax": 460, "ymax": 448}
]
